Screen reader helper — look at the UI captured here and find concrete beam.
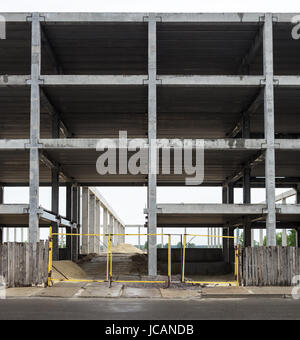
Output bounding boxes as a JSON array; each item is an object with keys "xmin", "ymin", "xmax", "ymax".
[
  {"xmin": 0, "ymin": 12, "xmax": 295, "ymax": 23},
  {"xmin": 160, "ymin": 75, "xmax": 262, "ymax": 86},
  {"xmin": 42, "ymin": 75, "xmax": 145, "ymax": 86},
  {"xmin": 263, "ymin": 14, "xmax": 277, "ymax": 246},
  {"xmin": 157, "ymin": 203, "xmax": 266, "ymax": 215},
  {"xmin": 38, "ymin": 138, "xmax": 266, "ymax": 150}
]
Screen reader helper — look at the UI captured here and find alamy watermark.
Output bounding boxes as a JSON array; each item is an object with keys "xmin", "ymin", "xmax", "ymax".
[
  {"xmin": 291, "ymin": 15, "xmax": 300, "ymax": 40},
  {"xmin": 0, "ymin": 15, "xmax": 6, "ymax": 40},
  {"xmin": 0, "ymin": 275, "xmax": 6, "ymax": 300},
  {"xmin": 96, "ymin": 131, "xmax": 205, "ymax": 186}
]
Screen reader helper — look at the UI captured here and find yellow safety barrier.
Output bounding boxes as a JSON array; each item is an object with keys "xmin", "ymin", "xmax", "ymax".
[
  {"xmin": 108, "ymin": 233, "xmax": 171, "ymax": 285},
  {"xmin": 47, "ymin": 229, "xmax": 171, "ymax": 286},
  {"xmin": 182, "ymin": 234, "xmax": 239, "ymax": 287},
  {"xmin": 48, "ymin": 229, "xmax": 239, "ymax": 287}
]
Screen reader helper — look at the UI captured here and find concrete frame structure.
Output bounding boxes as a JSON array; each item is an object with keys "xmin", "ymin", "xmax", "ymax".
[
  {"xmin": 1, "ymin": 12, "xmax": 300, "ymax": 276},
  {"xmin": 81, "ymin": 187, "xmax": 125, "ymax": 254}
]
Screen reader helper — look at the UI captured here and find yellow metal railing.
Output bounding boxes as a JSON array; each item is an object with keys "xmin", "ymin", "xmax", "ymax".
[{"xmin": 48, "ymin": 228, "xmax": 239, "ymax": 287}]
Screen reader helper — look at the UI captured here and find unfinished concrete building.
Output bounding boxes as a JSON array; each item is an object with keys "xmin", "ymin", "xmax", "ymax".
[{"xmin": 0, "ymin": 12, "xmax": 300, "ymax": 276}]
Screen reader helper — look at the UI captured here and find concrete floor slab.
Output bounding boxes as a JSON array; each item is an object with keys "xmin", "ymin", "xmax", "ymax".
[
  {"xmin": 5, "ymin": 287, "xmax": 45, "ymax": 297},
  {"xmin": 160, "ymin": 288, "xmax": 201, "ymax": 299},
  {"xmin": 53, "ymin": 281, "xmax": 89, "ymax": 288},
  {"xmin": 79, "ymin": 283, "xmax": 123, "ymax": 298},
  {"xmin": 34, "ymin": 287, "xmax": 81, "ymax": 298},
  {"xmin": 122, "ymin": 287, "xmax": 161, "ymax": 298}
]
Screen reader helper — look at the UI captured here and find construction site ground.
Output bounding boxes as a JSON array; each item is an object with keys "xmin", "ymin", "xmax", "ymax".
[{"xmin": 4, "ymin": 252, "xmax": 296, "ymax": 299}]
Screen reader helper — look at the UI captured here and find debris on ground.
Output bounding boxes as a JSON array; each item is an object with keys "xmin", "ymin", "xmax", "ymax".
[
  {"xmin": 112, "ymin": 244, "xmax": 144, "ymax": 254},
  {"xmin": 52, "ymin": 261, "xmax": 89, "ymax": 281}
]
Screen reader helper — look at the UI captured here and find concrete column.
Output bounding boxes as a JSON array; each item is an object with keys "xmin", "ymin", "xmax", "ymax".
[
  {"xmin": 251, "ymin": 229, "xmax": 255, "ymax": 247},
  {"xmin": 259, "ymin": 229, "xmax": 264, "ymax": 246},
  {"xmin": 72, "ymin": 186, "xmax": 79, "ymax": 261},
  {"xmin": 88, "ymin": 194, "xmax": 96, "ymax": 253},
  {"xmin": 282, "ymin": 198, "xmax": 287, "ymax": 246},
  {"xmin": 297, "ymin": 190, "xmax": 300, "ymax": 248},
  {"xmin": 243, "ymin": 167, "xmax": 252, "ymax": 247},
  {"xmin": 228, "ymin": 228, "xmax": 235, "ymax": 269},
  {"xmin": 263, "ymin": 13, "xmax": 277, "ymax": 246},
  {"xmin": 110, "ymin": 216, "xmax": 114, "ymax": 245},
  {"xmin": 66, "ymin": 183, "xmax": 72, "ymax": 260},
  {"xmin": 161, "ymin": 228, "xmax": 164, "ymax": 248},
  {"xmin": 95, "ymin": 200, "xmax": 100, "ymax": 253},
  {"xmin": 138, "ymin": 226, "xmax": 141, "ymax": 249},
  {"xmin": 103, "ymin": 208, "xmax": 108, "ymax": 250},
  {"xmin": 29, "ymin": 13, "xmax": 41, "ymax": 245},
  {"xmin": 0, "ymin": 186, "xmax": 3, "ymax": 244},
  {"xmin": 81, "ymin": 187, "xmax": 89, "ymax": 254},
  {"xmin": 147, "ymin": 15, "xmax": 158, "ymax": 276},
  {"xmin": 222, "ymin": 185, "xmax": 228, "ymax": 255},
  {"xmin": 21, "ymin": 228, "xmax": 24, "ymax": 243},
  {"xmin": 51, "ymin": 168, "xmax": 59, "ymax": 260}
]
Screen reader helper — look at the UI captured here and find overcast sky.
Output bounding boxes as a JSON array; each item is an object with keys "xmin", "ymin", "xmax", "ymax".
[{"xmin": 1, "ymin": 0, "xmax": 297, "ymax": 244}]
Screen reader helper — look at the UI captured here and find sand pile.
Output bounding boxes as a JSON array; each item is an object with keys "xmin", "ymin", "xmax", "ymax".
[
  {"xmin": 52, "ymin": 261, "xmax": 88, "ymax": 281},
  {"xmin": 112, "ymin": 244, "xmax": 144, "ymax": 254}
]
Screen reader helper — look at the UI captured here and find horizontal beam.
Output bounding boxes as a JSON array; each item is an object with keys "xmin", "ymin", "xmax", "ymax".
[
  {"xmin": 2, "ymin": 75, "xmax": 300, "ymax": 87},
  {"xmin": 1, "ymin": 12, "xmax": 298, "ymax": 23},
  {"xmin": 160, "ymin": 75, "xmax": 263, "ymax": 86},
  {"xmin": 42, "ymin": 75, "xmax": 146, "ymax": 86},
  {"xmin": 38, "ymin": 138, "xmax": 266, "ymax": 150},
  {"xmin": 156, "ymin": 203, "xmax": 266, "ymax": 215}
]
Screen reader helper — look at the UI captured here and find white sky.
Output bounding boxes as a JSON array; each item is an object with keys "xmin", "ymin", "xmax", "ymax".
[{"xmin": 1, "ymin": 0, "xmax": 298, "ymax": 244}]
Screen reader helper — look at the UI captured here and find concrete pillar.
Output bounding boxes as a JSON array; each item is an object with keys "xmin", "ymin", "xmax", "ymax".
[
  {"xmin": 282, "ymin": 198, "xmax": 287, "ymax": 246},
  {"xmin": 259, "ymin": 229, "xmax": 264, "ymax": 246},
  {"xmin": 72, "ymin": 186, "xmax": 79, "ymax": 261},
  {"xmin": 161, "ymin": 228, "xmax": 164, "ymax": 248},
  {"xmin": 138, "ymin": 226, "xmax": 141, "ymax": 249},
  {"xmin": 0, "ymin": 186, "xmax": 3, "ymax": 244},
  {"xmin": 88, "ymin": 194, "xmax": 96, "ymax": 253},
  {"xmin": 51, "ymin": 168, "xmax": 59, "ymax": 260},
  {"xmin": 29, "ymin": 13, "xmax": 41, "ymax": 245},
  {"xmin": 147, "ymin": 15, "xmax": 158, "ymax": 276},
  {"xmin": 251, "ymin": 229, "xmax": 255, "ymax": 247},
  {"xmin": 243, "ymin": 167, "xmax": 252, "ymax": 247},
  {"xmin": 81, "ymin": 187, "xmax": 89, "ymax": 254},
  {"xmin": 263, "ymin": 13, "xmax": 277, "ymax": 246},
  {"xmin": 109, "ymin": 214, "xmax": 114, "ymax": 245},
  {"xmin": 95, "ymin": 200, "xmax": 100, "ymax": 253},
  {"xmin": 66, "ymin": 183, "xmax": 72, "ymax": 260},
  {"xmin": 222, "ymin": 185, "xmax": 228, "ymax": 255},
  {"xmin": 103, "ymin": 208, "xmax": 108, "ymax": 250},
  {"xmin": 21, "ymin": 228, "xmax": 24, "ymax": 243}
]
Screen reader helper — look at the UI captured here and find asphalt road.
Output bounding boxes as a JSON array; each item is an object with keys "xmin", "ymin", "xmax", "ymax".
[{"xmin": 0, "ymin": 298, "xmax": 299, "ymax": 320}]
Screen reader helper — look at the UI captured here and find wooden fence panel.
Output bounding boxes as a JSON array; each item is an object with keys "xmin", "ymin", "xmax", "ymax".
[
  {"xmin": 0, "ymin": 241, "xmax": 49, "ymax": 288},
  {"xmin": 239, "ymin": 246, "xmax": 300, "ymax": 286}
]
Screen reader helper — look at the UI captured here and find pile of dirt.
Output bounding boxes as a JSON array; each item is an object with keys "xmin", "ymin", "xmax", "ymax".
[
  {"xmin": 112, "ymin": 244, "xmax": 144, "ymax": 254},
  {"xmin": 52, "ymin": 261, "xmax": 89, "ymax": 281}
]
